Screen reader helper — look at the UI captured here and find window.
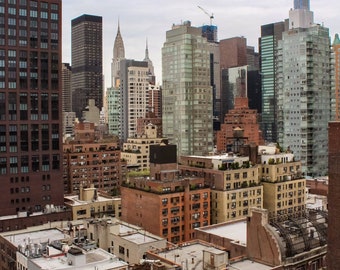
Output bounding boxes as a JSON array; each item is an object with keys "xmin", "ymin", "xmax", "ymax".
[{"xmin": 118, "ymin": 246, "xmax": 125, "ymax": 255}]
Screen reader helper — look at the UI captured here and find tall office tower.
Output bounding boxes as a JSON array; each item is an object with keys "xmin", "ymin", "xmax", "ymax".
[
  {"xmin": 0, "ymin": 0, "xmax": 65, "ymax": 218},
  {"xmin": 220, "ymin": 37, "xmax": 248, "ymax": 122},
  {"xmin": 200, "ymin": 25, "xmax": 220, "ymax": 131},
  {"xmin": 333, "ymin": 34, "xmax": 340, "ymax": 121},
  {"xmin": 277, "ymin": 0, "xmax": 331, "ymax": 176},
  {"xmin": 162, "ymin": 21, "xmax": 213, "ymax": 156},
  {"xmin": 120, "ymin": 59, "xmax": 149, "ymax": 142},
  {"xmin": 71, "ymin": 14, "xmax": 103, "ymax": 119},
  {"xmin": 207, "ymin": 42, "xmax": 221, "ymax": 131},
  {"xmin": 107, "ymin": 24, "xmax": 125, "ymax": 137},
  {"xmin": 328, "ymin": 122, "xmax": 340, "ymax": 269},
  {"xmin": 62, "ymin": 63, "xmax": 72, "ymax": 112},
  {"xmin": 219, "ymin": 37, "xmax": 247, "ymax": 70},
  {"xmin": 260, "ymin": 22, "xmax": 287, "ymax": 143}
]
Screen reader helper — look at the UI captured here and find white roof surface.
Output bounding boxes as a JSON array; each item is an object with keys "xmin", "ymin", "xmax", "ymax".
[
  {"xmin": 4, "ymin": 229, "xmax": 65, "ymax": 247},
  {"xmin": 122, "ymin": 232, "xmax": 159, "ymax": 244},
  {"xmin": 156, "ymin": 242, "xmax": 225, "ymax": 269},
  {"xmin": 31, "ymin": 248, "xmax": 128, "ymax": 269},
  {"xmin": 198, "ymin": 220, "xmax": 247, "ymax": 245},
  {"xmin": 229, "ymin": 259, "xmax": 273, "ymax": 270}
]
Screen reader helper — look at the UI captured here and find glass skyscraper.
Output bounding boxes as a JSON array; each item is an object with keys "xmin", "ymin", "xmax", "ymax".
[
  {"xmin": 162, "ymin": 21, "xmax": 213, "ymax": 156},
  {"xmin": 260, "ymin": 22, "xmax": 287, "ymax": 143}
]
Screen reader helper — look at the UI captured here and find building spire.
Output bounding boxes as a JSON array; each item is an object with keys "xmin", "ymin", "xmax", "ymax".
[
  {"xmin": 334, "ymin": 33, "xmax": 340, "ymax": 46},
  {"xmin": 113, "ymin": 19, "xmax": 125, "ymax": 60},
  {"xmin": 144, "ymin": 38, "xmax": 149, "ymax": 61}
]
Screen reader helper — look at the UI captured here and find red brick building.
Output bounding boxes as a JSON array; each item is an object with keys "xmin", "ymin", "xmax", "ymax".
[
  {"xmin": 327, "ymin": 122, "xmax": 340, "ymax": 269},
  {"xmin": 121, "ymin": 143, "xmax": 210, "ymax": 244},
  {"xmin": 121, "ymin": 176, "xmax": 210, "ymax": 244},
  {"xmin": 219, "ymin": 37, "xmax": 247, "ymax": 70},
  {"xmin": 63, "ymin": 141, "xmax": 124, "ymax": 195},
  {"xmin": 216, "ymin": 97, "xmax": 263, "ymax": 153}
]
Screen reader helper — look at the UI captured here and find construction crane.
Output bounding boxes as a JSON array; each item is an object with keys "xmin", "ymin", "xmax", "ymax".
[{"xmin": 197, "ymin": 5, "xmax": 214, "ymax": 25}]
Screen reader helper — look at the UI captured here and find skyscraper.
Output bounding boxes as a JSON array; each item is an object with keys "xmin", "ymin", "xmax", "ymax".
[
  {"xmin": 111, "ymin": 22, "xmax": 125, "ymax": 88},
  {"xmin": 120, "ymin": 59, "xmax": 149, "ymax": 142},
  {"xmin": 0, "ymin": 0, "xmax": 65, "ymax": 218},
  {"xmin": 162, "ymin": 21, "xmax": 213, "ymax": 156},
  {"xmin": 62, "ymin": 63, "xmax": 72, "ymax": 112},
  {"xmin": 107, "ymin": 23, "xmax": 125, "ymax": 138},
  {"xmin": 277, "ymin": 0, "xmax": 331, "ymax": 176},
  {"xmin": 71, "ymin": 14, "xmax": 103, "ymax": 119},
  {"xmin": 260, "ymin": 21, "xmax": 287, "ymax": 143}
]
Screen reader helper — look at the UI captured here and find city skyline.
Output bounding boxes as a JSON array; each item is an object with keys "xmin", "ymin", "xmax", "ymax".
[{"xmin": 62, "ymin": 0, "xmax": 340, "ymax": 88}]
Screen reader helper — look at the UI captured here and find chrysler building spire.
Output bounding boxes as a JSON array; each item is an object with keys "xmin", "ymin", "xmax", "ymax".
[{"xmin": 111, "ymin": 20, "xmax": 125, "ymax": 87}]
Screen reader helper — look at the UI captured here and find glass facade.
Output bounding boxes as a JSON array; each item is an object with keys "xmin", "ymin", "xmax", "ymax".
[
  {"xmin": 162, "ymin": 23, "xmax": 213, "ymax": 156},
  {"xmin": 277, "ymin": 25, "xmax": 331, "ymax": 176}
]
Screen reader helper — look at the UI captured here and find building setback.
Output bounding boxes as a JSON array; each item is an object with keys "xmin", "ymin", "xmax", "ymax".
[
  {"xmin": 71, "ymin": 14, "xmax": 103, "ymax": 119},
  {"xmin": 0, "ymin": 0, "xmax": 67, "ymax": 225}
]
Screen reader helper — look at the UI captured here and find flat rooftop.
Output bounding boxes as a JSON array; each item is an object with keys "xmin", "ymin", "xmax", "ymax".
[
  {"xmin": 156, "ymin": 242, "xmax": 225, "ymax": 268},
  {"xmin": 229, "ymin": 259, "xmax": 273, "ymax": 270},
  {"xmin": 196, "ymin": 220, "xmax": 247, "ymax": 245},
  {"xmin": 122, "ymin": 232, "xmax": 160, "ymax": 245},
  {"xmin": 4, "ymin": 228, "xmax": 66, "ymax": 247},
  {"xmin": 65, "ymin": 194, "xmax": 118, "ymax": 206},
  {"xmin": 31, "ymin": 248, "xmax": 128, "ymax": 269}
]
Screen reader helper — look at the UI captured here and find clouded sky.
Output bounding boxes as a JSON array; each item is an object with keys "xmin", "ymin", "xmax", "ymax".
[{"xmin": 62, "ymin": 0, "xmax": 340, "ymax": 88}]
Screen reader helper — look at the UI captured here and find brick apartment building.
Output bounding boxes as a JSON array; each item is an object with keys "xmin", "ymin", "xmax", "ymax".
[
  {"xmin": 121, "ymin": 143, "xmax": 210, "ymax": 244},
  {"xmin": 63, "ymin": 141, "xmax": 124, "ymax": 195}
]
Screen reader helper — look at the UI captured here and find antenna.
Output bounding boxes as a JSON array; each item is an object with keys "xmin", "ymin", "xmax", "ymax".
[{"xmin": 197, "ymin": 5, "xmax": 214, "ymax": 25}]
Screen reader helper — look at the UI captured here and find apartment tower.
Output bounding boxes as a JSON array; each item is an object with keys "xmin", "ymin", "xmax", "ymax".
[
  {"xmin": 71, "ymin": 14, "xmax": 103, "ymax": 119},
  {"xmin": 277, "ymin": 0, "xmax": 331, "ymax": 176},
  {"xmin": 0, "ymin": 0, "xmax": 64, "ymax": 218},
  {"xmin": 162, "ymin": 21, "xmax": 213, "ymax": 156}
]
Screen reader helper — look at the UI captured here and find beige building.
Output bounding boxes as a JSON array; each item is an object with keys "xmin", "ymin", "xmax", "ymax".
[
  {"xmin": 82, "ymin": 99, "xmax": 100, "ymax": 125},
  {"xmin": 121, "ymin": 124, "xmax": 165, "ymax": 171},
  {"xmin": 64, "ymin": 185, "xmax": 121, "ymax": 220},
  {"xmin": 180, "ymin": 154, "xmax": 263, "ymax": 223},
  {"xmin": 259, "ymin": 147, "xmax": 306, "ymax": 217},
  {"xmin": 83, "ymin": 218, "xmax": 167, "ymax": 265}
]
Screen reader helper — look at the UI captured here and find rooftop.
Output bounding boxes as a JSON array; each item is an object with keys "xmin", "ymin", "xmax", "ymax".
[
  {"xmin": 228, "ymin": 259, "xmax": 273, "ymax": 270},
  {"xmin": 4, "ymin": 228, "xmax": 65, "ymax": 248},
  {"xmin": 64, "ymin": 194, "xmax": 119, "ymax": 206},
  {"xmin": 30, "ymin": 248, "xmax": 128, "ymax": 269},
  {"xmin": 122, "ymin": 232, "xmax": 160, "ymax": 245},
  {"xmin": 196, "ymin": 220, "xmax": 247, "ymax": 246},
  {"xmin": 155, "ymin": 241, "xmax": 226, "ymax": 268}
]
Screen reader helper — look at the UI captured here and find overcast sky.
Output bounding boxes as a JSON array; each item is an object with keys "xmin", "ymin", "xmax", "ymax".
[{"xmin": 62, "ymin": 0, "xmax": 340, "ymax": 88}]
